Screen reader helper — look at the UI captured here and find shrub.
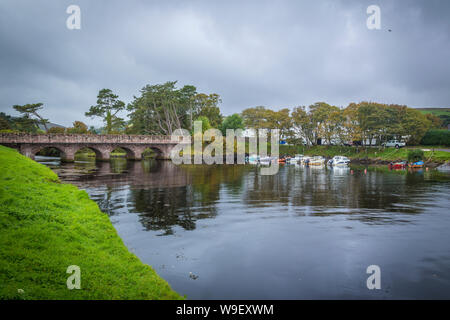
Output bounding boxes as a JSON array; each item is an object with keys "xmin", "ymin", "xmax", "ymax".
[
  {"xmin": 407, "ymin": 149, "xmax": 424, "ymax": 162},
  {"xmin": 420, "ymin": 129, "xmax": 450, "ymax": 146},
  {"xmin": 47, "ymin": 127, "xmax": 66, "ymax": 134}
]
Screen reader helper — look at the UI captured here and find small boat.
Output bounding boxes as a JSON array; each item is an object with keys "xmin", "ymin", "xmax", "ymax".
[
  {"xmin": 290, "ymin": 154, "xmax": 304, "ymax": 164},
  {"xmin": 247, "ymin": 154, "xmax": 259, "ymax": 164},
  {"xmin": 301, "ymin": 156, "xmax": 312, "ymax": 166},
  {"xmin": 389, "ymin": 161, "xmax": 407, "ymax": 169},
  {"xmin": 246, "ymin": 154, "xmax": 276, "ymax": 165},
  {"xmin": 328, "ymin": 156, "xmax": 350, "ymax": 167},
  {"xmin": 309, "ymin": 156, "xmax": 325, "ymax": 166},
  {"xmin": 409, "ymin": 161, "xmax": 424, "ymax": 168},
  {"xmin": 260, "ymin": 156, "xmax": 276, "ymax": 165}
]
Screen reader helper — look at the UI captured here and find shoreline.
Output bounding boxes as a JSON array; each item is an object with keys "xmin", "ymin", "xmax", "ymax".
[{"xmin": 0, "ymin": 146, "xmax": 182, "ymax": 300}]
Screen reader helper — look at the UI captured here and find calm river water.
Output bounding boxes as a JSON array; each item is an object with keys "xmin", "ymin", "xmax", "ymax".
[{"xmin": 37, "ymin": 156, "xmax": 450, "ymax": 299}]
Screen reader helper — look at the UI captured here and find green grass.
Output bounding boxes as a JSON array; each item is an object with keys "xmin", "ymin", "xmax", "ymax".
[
  {"xmin": 416, "ymin": 107, "xmax": 450, "ymax": 117},
  {"xmin": 0, "ymin": 146, "xmax": 182, "ymax": 300},
  {"xmin": 278, "ymin": 145, "xmax": 450, "ymax": 162}
]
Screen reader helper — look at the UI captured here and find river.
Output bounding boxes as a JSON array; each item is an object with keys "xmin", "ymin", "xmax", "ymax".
[{"xmin": 37, "ymin": 156, "xmax": 450, "ymax": 299}]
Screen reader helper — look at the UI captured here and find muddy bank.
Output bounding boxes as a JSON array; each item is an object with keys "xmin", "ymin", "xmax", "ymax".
[{"xmin": 349, "ymin": 158, "xmax": 443, "ymax": 168}]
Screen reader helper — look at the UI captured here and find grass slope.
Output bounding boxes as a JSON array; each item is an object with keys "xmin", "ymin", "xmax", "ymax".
[{"xmin": 0, "ymin": 146, "xmax": 182, "ymax": 300}]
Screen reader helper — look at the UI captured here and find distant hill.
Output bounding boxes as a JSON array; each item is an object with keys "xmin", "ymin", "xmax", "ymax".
[
  {"xmin": 416, "ymin": 108, "xmax": 450, "ymax": 127},
  {"xmin": 37, "ymin": 122, "xmax": 65, "ymax": 131}
]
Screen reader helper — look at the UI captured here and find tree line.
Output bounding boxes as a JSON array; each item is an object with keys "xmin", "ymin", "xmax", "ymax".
[{"xmin": 1, "ymin": 81, "xmax": 446, "ymax": 146}]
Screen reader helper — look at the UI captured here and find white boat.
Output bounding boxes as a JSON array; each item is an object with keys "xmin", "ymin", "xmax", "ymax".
[
  {"xmin": 246, "ymin": 154, "xmax": 276, "ymax": 165},
  {"xmin": 288, "ymin": 154, "xmax": 303, "ymax": 164},
  {"xmin": 301, "ymin": 156, "xmax": 312, "ymax": 166},
  {"xmin": 259, "ymin": 156, "xmax": 274, "ymax": 165},
  {"xmin": 309, "ymin": 156, "xmax": 325, "ymax": 166},
  {"xmin": 328, "ymin": 156, "xmax": 350, "ymax": 167},
  {"xmin": 247, "ymin": 154, "xmax": 259, "ymax": 164}
]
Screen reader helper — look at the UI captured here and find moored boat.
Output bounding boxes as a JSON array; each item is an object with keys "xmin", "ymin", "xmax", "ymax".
[
  {"xmin": 409, "ymin": 160, "xmax": 424, "ymax": 168},
  {"xmin": 290, "ymin": 154, "xmax": 303, "ymax": 164},
  {"xmin": 327, "ymin": 156, "xmax": 350, "ymax": 167},
  {"xmin": 389, "ymin": 161, "xmax": 407, "ymax": 169},
  {"xmin": 309, "ymin": 156, "xmax": 325, "ymax": 166}
]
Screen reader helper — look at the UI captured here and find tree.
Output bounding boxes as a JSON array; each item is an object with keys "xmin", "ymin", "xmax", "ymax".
[
  {"xmin": 195, "ymin": 116, "xmax": 211, "ymax": 133},
  {"xmin": 179, "ymin": 85, "xmax": 198, "ymax": 131},
  {"xmin": 425, "ymin": 113, "xmax": 444, "ymax": 129},
  {"xmin": 13, "ymin": 103, "xmax": 49, "ymax": 131},
  {"xmin": 66, "ymin": 121, "xmax": 88, "ymax": 134},
  {"xmin": 401, "ymin": 108, "xmax": 431, "ymax": 145},
  {"xmin": 220, "ymin": 114, "xmax": 245, "ymax": 135},
  {"xmin": 291, "ymin": 106, "xmax": 316, "ymax": 145},
  {"xmin": 0, "ymin": 113, "xmax": 12, "ymax": 130},
  {"xmin": 343, "ymin": 103, "xmax": 362, "ymax": 143},
  {"xmin": 47, "ymin": 127, "xmax": 66, "ymax": 134},
  {"xmin": 193, "ymin": 93, "xmax": 223, "ymax": 128},
  {"xmin": 127, "ymin": 81, "xmax": 196, "ymax": 135},
  {"xmin": 86, "ymin": 89, "xmax": 125, "ymax": 134},
  {"xmin": 88, "ymin": 126, "xmax": 99, "ymax": 134},
  {"xmin": 356, "ymin": 102, "xmax": 387, "ymax": 145},
  {"xmin": 266, "ymin": 108, "xmax": 292, "ymax": 141},
  {"xmin": 242, "ymin": 106, "xmax": 271, "ymax": 130}
]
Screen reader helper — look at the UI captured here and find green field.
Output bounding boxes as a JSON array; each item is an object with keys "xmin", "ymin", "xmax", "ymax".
[
  {"xmin": 416, "ymin": 107, "xmax": 450, "ymax": 117},
  {"xmin": 0, "ymin": 146, "xmax": 182, "ymax": 300}
]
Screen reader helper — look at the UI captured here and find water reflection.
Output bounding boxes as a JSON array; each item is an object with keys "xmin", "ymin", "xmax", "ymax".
[
  {"xmin": 48, "ymin": 159, "xmax": 450, "ymax": 229},
  {"xmin": 39, "ymin": 157, "xmax": 450, "ymax": 299}
]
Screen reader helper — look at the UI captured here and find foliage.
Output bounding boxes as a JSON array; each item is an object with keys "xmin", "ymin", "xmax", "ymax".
[
  {"xmin": 425, "ymin": 113, "xmax": 444, "ymax": 128},
  {"xmin": 12, "ymin": 103, "xmax": 49, "ymax": 132},
  {"xmin": 417, "ymin": 108, "xmax": 450, "ymax": 127},
  {"xmin": 0, "ymin": 146, "xmax": 182, "ymax": 300},
  {"xmin": 195, "ymin": 116, "xmax": 211, "ymax": 133},
  {"xmin": 242, "ymin": 106, "xmax": 292, "ymax": 140},
  {"xmin": 47, "ymin": 127, "xmax": 66, "ymax": 134},
  {"xmin": 192, "ymin": 93, "xmax": 223, "ymax": 128},
  {"xmin": 407, "ymin": 149, "xmax": 424, "ymax": 162},
  {"xmin": 127, "ymin": 81, "xmax": 195, "ymax": 135},
  {"xmin": 127, "ymin": 81, "xmax": 223, "ymax": 135},
  {"xmin": 420, "ymin": 129, "xmax": 450, "ymax": 146},
  {"xmin": 0, "ymin": 115, "xmax": 12, "ymax": 130},
  {"xmin": 85, "ymin": 89, "xmax": 126, "ymax": 134},
  {"xmin": 66, "ymin": 121, "xmax": 88, "ymax": 134},
  {"xmin": 220, "ymin": 113, "xmax": 245, "ymax": 135},
  {"xmin": 345, "ymin": 102, "xmax": 431, "ymax": 145}
]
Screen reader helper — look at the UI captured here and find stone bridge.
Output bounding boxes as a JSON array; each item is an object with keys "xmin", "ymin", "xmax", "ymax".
[{"xmin": 0, "ymin": 133, "xmax": 191, "ymax": 162}]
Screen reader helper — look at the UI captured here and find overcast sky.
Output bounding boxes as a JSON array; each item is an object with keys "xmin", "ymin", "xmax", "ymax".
[{"xmin": 0, "ymin": 0, "xmax": 449, "ymax": 127}]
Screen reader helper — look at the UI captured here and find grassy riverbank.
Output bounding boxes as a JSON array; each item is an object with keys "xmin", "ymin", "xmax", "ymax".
[{"xmin": 0, "ymin": 146, "xmax": 182, "ymax": 300}]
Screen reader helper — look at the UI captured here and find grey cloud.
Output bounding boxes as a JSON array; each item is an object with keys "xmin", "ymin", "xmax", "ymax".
[{"xmin": 0, "ymin": 0, "xmax": 449, "ymax": 127}]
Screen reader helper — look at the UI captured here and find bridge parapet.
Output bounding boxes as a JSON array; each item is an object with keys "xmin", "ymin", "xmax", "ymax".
[{"xmin": 0, "ymin": 133, "xmax": 191, "ymax": 144}]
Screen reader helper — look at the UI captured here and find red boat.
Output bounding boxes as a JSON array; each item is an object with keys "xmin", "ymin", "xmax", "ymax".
[{"xmin": 388, "ymin": 161, "xmax": 407, "ymax": 169}]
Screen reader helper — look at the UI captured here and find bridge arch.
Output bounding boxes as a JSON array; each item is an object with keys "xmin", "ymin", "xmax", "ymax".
[
  {"xmin": 33, "ymin": 146, "xmax": 67, "ymax": 160},
  {"xmin": 110, "ymin": 146, "xmax": 137, "ymax": 160},
  {"xmin": 74, "ymin": 146, "xmax": 107, "ymax": 161},
  {"xmin": 142, "ymin": 146, "xmax": 164, "ymax": 159}
]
